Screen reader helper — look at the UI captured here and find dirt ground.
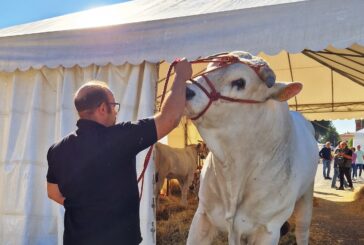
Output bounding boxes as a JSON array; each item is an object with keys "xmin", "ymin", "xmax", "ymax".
[
  {"xmin": 309, "ymin": 164, "xmax": 364, "ymax": 245},
  {"xmin": 157, "ymin": 164, "xmax": 364, "ymax": 245}
]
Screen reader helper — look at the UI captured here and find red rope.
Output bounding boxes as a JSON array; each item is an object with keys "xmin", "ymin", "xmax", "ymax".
[{"xmin": 138, "ymin": 59, "xmax": 179, "ymax": 201}]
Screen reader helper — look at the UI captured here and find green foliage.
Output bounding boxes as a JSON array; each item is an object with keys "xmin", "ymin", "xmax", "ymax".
[
  {"xmin": 311, "ymin": 120, "xmax": 340, "ymax": 146},
  {"xmin": 321, "ymin": 127, "xmax": 340, "ymax": 146},
  {"xmin": 348, "ymin": 138, "xmax": 353, "ymax": 148}
]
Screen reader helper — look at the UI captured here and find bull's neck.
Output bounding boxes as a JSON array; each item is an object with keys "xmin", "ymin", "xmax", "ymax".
[{"xmin": 197, "ymin": 101, "xmax": 292, "ymax": 166}]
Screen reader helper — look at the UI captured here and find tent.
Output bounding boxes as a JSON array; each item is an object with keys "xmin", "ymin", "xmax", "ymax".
[
  {"xmin": 353, "ymin": 129, "xmax": 364, "ymax": 149},
  {"xmin": 0, "ymin": 0, "xmax": 363, "ymax": 244}
]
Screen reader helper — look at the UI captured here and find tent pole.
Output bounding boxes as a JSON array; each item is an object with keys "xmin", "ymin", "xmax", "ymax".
[{"xmin": 287, "ymin": 52, "xmax": 298, "ymax": 111}]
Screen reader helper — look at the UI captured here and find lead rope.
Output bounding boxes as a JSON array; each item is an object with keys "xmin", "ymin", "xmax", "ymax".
[{"xmin": 138, "ymin": 59, "xmax": 180, "ymax": 201}]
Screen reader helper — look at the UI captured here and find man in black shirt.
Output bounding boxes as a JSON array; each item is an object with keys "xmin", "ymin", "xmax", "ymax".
[
  {"xmin": 319, "ymin": 141, "xmax": 332, "ymax": 179},
  {"xmin": 46, "ymin": 59, "xmax": 192, "ymax": 245},
  {"xmin": 335, "ymin": 141, "xmax": 354, "ymax": 191}
]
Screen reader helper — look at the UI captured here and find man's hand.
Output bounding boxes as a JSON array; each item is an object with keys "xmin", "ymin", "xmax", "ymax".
[
  {"xmin": 174, "ymin": 58, "xmax": 192, "ymax": 82},
  {"xmin": 47, "ymin": 182, "xmax": 65, "ymax": 206}
]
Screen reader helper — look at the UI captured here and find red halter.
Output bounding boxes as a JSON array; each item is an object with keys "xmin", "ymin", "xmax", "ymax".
[{"xmin": 188, "ymin": 55, "xmax": 266, "ymax": 120}]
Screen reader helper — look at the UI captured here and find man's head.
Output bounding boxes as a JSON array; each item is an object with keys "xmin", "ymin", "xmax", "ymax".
[
  {"xmin": 358, "ymin": 145, "xmax": 361, "ymax": 150},
  {"xmin": 325, "ymin": 141, "xmax": 331, "ymax": 148},
  {"xmin": 74, "ymin": 81, "xmax": 119, "ymax": 127},
  {"xmin": 340, "ymin": 141, "xmax": 347, "ymax": 149}
]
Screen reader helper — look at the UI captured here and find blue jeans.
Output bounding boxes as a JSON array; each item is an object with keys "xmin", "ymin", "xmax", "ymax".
[
  {"xmin": 352, "ymin": 164, "xmax": 358, "ymax": 178},
  {"xmin": 358, "ymin": 164, "xmax": 364, "ymax": 176},
  {"xmin": 332, "ymin": 167, "xmax": 348, "ymax": 188},
  {"xmin": 322, "ymin": 159, "xmax": 331, "ymax": 178}
]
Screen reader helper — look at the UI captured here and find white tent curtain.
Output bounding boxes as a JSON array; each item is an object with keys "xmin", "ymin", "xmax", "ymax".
[{"xmin": 0, "ymin": 62, "xmax": 158, "ymax": 244}]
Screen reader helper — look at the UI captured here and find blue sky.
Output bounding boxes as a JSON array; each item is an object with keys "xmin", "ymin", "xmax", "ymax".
[
  {"xmin": 0, "ymin": 0, "xmax": 128, "ymax": 29},
  {"xmin": 332, "ymin": 120, "xmax": 355, "ymax": 134}
]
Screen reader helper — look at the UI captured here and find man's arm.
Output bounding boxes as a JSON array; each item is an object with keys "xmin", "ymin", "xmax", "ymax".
[
  {"xmin": 342, "ymin": 150, "xmax": 353, "ymax": 160},
  {"xmin": 154, "ymin": 59, "xmax": 192, "ymax": 140},
  {"xmin": 47, "ymin": 182, "xmax": 65, "ymax": 205}
]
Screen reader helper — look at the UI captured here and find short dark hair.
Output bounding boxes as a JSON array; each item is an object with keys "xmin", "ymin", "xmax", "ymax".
[{"xmin": 74, "ymin": 81, "xmax": 110, "ymax": 112}]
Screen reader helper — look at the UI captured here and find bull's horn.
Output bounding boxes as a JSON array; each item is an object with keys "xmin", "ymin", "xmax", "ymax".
[{"xmin": 259, "ymin": 65, "xmax": 276, "ymax": 88}]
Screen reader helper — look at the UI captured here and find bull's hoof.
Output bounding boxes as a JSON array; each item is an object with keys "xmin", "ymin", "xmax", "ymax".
[{"xmin": 280, "ymin": 221, "xmax": 290, "ymax": 237}]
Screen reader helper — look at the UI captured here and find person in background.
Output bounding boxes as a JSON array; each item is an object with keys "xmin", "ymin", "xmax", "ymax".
[
  {"xmin": 46, "ymin": 59, "xmax": 192, "ymax": 245},
  {"xmin": 319, "ymin": 141, "xmax": 333, "ymax": 179},
  {"xmin": 336, "ymin": 141, "xmax": 354, "ymax": 191},
  {"xmin": 332, "ymin": 142, "xmax": 341, "ymax": 188},
  {"xmin": 355, "ymin": 145, "xmax": 364, "ymax": 180},
  {"xmin": 351, "ymin": 147, "xmax": 357, "ymax": 181}
]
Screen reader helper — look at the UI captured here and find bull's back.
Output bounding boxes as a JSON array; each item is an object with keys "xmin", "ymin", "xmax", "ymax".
[
  {"xmin": 154, "ymin": 143, "xmax": 197, "ymax": 177},
  {"xmin": 289, "ymin": 112, "xmax": 318, "ymax": 194}
]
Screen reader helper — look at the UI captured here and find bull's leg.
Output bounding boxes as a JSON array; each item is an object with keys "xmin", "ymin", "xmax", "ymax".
[
  {"xmin": 180, "ymin": 173, "xmax": 194, "ymax": 206},
  {"xmin": 226, "ymin": 220, "xmax": 242, "ymax": 245},
  {"xmin": 294, "ymin": 183, "xmax": 314, "ymax": 245},
  {"xmin": 177, "ymin": 178, "xmax": 188, "ymax": 206},
  {"xmin": 247, "ymin": 227, "xmax": 280, "ymax": 245},
  {"xmin": 155, "ymin": 171, "xmax": 166, "ymax": 205},
  {"xmin": 187, "ymin": 206, "xmax": 217, "ymax": 245}
]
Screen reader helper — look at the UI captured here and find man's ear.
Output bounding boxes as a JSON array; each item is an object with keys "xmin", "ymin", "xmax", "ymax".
[
  {"xmin": 270, "ymin": 82, "xmax": 302, "ymax": 102},
  {"xmin": 97, "ymin": 102, "xmax": 108, "ymax": 114}
]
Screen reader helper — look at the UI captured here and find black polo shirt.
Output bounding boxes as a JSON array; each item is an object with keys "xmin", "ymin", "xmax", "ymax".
[
  {"xmin": 319, "ymin": 147, "xmax": 331, "ymax": 160},
  {"xmin": 47, "ymin": 118, "xmax": 157, "ymax": 245}
]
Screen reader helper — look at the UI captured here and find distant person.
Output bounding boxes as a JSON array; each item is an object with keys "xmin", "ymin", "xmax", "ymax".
[
  {"xmin": 355, "ymin": 145, "xmax": 364, "ymax": 179},
  {"xmin": 319, "ymin": 141, "xmax": 332, "ymax": 179},
  {"xmin": 335, "ymin": 142, "xmax": 354, "ymax": 191},
  {"xmin": 351, "ymin": 147, "xmax": 357, "ymax": 181},
  {"xmin": 332, "ymin": 143, "xmax": 342, "ymax": 188},
  {"xmin": 331, "ymin": 141, "xmax": 348, "ymax": 188}
]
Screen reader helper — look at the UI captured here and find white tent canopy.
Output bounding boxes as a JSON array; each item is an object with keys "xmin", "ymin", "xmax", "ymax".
[
  {"xmin": 0, "ymin": 0, "xmax": 362, "ymax": 71},
  {"xmin": 0, "ymin": 0, "xmax": 364, "ymax": 244}
]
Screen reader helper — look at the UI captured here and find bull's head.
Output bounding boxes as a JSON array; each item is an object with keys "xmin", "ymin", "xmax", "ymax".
[
  {"xmin": 196, "ymin": 141, "xmax": 209, "ymax": 159},
  {"xmin": 185, "ymin": 51, "xmax": 302, "ymax": 122}
]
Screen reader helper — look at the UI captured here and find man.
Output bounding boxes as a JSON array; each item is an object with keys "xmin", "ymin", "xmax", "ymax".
[
  {"xmin": 46, "ymin": 59, "xmax": 192, "ymax": 245},
  {"xmin": 335, "ymin": 141, "xmax": 354, "ymax": 191},
  {"xmin": 319, "ymin": 141, "xmax": 333, "ymax": 179}
]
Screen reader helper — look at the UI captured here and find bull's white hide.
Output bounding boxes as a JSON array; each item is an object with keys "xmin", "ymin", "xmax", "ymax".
[{"xmin": 185, "ymin": 51, "xmax": 318, "ymax": 245}]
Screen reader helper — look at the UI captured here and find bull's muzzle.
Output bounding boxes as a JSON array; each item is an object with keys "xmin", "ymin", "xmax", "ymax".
[{"xmin": 186, "ymin": 86, "xmax": 196, "ymax": 100}]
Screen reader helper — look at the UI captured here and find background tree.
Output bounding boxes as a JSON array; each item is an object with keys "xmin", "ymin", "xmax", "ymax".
[
  {"xmin": 321, "ymin": 126, "xmax": 340, "ymax": 147},
  {"xmin": 311, "ymin": 120, "xmax": 340, "ymax": 146}
]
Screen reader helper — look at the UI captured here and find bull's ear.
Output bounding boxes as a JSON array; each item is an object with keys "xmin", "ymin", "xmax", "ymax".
[{"xmin": 270, "ymin": 82, "xmax": 302, "ymax": 102}]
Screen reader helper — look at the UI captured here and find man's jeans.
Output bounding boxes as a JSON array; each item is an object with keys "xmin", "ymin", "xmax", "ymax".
[
  {"xmin": 322, "ymin": 159, "xmax": 331, "ymax": 178},
  {"xmin": 332, "ymin": 167, "xmax": 348, "ymax": 188},
  {"xmin": 351, "ymin": 164, "xmax": 358, "ymax": 178}
]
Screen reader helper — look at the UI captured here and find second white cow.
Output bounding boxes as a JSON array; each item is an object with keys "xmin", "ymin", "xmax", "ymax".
[
  {"xmin": 184, "ymin": 51, "xmax": 318, "ymax": 245},
  {"xmin": 154, "ymin": 142, "xmax": 208, "ymax": 205}
]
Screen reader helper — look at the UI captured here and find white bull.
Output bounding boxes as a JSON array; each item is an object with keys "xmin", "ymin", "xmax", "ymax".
[
  {"xmin": 184, "ymin": 51, "xmax": 318, "ymax": 245},
  {"xmin": 154, "ymin": 142, "xmax": 208, "ymax": 205}
]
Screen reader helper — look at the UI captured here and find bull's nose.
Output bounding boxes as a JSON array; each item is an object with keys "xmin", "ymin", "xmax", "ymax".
[{"xmin": 186, "ymin": 87, "xmax": 196, "ymax": 100}]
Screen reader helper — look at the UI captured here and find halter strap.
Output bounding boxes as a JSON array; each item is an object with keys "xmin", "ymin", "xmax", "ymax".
[{"xmin": 189, "ymin": 58, "xmax": 266, "ymax": 120}]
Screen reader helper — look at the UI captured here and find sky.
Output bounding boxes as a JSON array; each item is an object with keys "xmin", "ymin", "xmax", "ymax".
[
  {"xmin": 0, "ymin": 0, "xmax": 129, "ymax": 29},
  {"xmin": 332, "ymin": 120, "xmax": 356, "ymax": 134}
]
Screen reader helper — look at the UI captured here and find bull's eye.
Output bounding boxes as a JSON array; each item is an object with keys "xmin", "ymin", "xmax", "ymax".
[{"xmin": 231, "ymin": 78, "xmax": 246, "ymax": 90}]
